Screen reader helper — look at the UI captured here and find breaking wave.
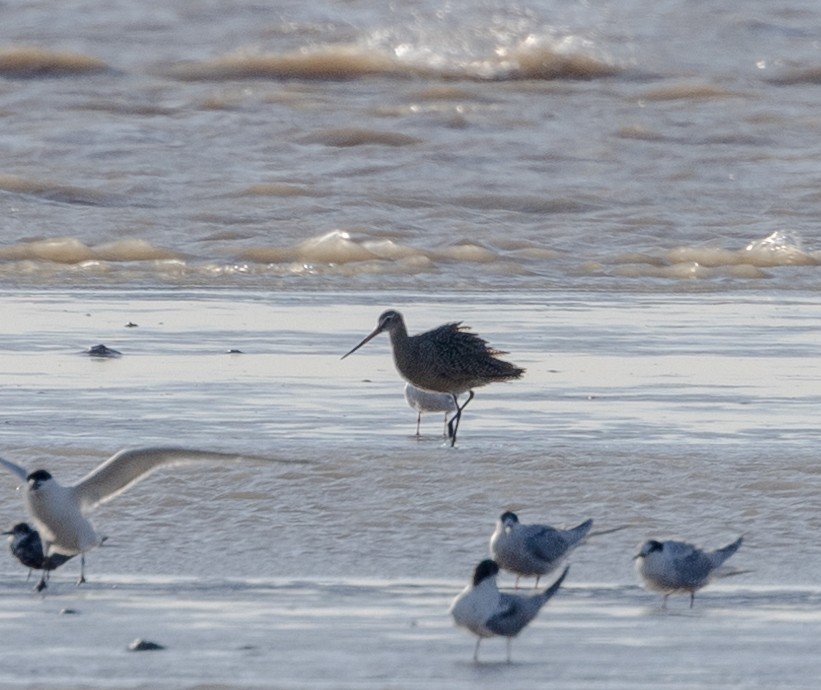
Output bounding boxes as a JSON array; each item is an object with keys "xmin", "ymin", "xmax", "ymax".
[
  {"xmin": 0, "ymin": 238, "xmax": 179, "ymax": 264},
  {"xmin": 0, "ymin": 230, "xmax": 817, "ymax": 291},
  {"xmin": 0, "ymin": 46, "xmax": 109, "ymax": 78},
  {"xmin": 164, "ymin": 37, "xmax": 619, "ymax": 83},
  {"xmin": 0, "ymin": 175, "xmax": 130, "ymax": 207}
]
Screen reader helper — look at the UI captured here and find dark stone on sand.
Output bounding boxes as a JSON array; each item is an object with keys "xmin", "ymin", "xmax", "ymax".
[
  {"xmin": 86, "ymin": 344, "xmax": 122, "ymax": 357},
  {"xmin": 128, "ymin": 638, "xmax": 165, "ymax": 651}
]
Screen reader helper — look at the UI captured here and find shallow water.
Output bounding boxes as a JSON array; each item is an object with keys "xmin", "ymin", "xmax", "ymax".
[
  {"xmin": 0, "ymin": 290, "xmax": 819, "ymax": 688},
  {"xmin": 2, "ymin": 0, "xmax": 821, "ymax": 686},
  {"xmin": 2, "ymin": 1, "xmax": 821, "ymax": 292}
]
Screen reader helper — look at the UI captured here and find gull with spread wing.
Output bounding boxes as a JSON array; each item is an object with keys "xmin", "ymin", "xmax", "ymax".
[{"xmin": 0, "ymin": 447, "xmax": 245, "ymax": 591}]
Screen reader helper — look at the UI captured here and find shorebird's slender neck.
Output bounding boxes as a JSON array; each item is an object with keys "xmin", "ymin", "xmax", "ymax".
[
  {"xmin": 386, "ymin": 317, "xmax": 409, "ymax": 343},
  {"xmin": 386, "ymin": 319, "xmax": 411, "ymax": 372}
]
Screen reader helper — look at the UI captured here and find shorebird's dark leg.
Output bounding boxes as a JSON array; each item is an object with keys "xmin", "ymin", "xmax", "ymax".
[
  {"xmin": 446, "ymin": 397, "xmax": 461, "ymax": 445},
  {"xmin": 35, "ymin": 571, "xmax": 48, "ymax": 592},
  {"xmin": 447, "ymin": 396, "xmax": 458, "ymax": 440},
  {"xmin": 77, "ymin": 554, "xmax": 86, "ymax": 585},
  {"xmin": 447, "ymin": 390, "xmax": 474, "ymax": 447},
  {"xmin": 35, "ymin": 541, "xmax": 51, "ymax": 591},
  {"xmin": 415, "ymin": 412, "xmax": 422, "ymax": 437},
  {"xmin": 473, "ymin": 637, "xmax": 481, "ymax": 662}
]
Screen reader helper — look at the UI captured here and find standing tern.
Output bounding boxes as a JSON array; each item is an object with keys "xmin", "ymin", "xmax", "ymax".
[
  {"xmin": 449, "ymin": 559, "xmax": 569, "ymax": 663},
  {"xmin": 0, "ymin": 446, "xmax": 245, "ymax": 591},
  {"xmin": 490, "ymin": 511, "xmax": 592, "ymax": 588},
  {"xmin": 403, "ymin": 383, "xmax": 457, "ymax": 437},
  {"xmin": 634, "ymin": 536, "xmax": 744, "ymax": 608}
]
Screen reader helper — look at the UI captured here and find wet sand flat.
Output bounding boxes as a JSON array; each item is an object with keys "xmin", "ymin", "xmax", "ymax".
[
  {"xmin": 0, "ymin": 289, "xmax": 819, "ymax": 688},
  {"xmin": 1, "ymin": 576, "xmax": 819, "ymax": 690}
]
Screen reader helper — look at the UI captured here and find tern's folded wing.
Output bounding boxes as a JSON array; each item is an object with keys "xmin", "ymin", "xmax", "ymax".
[
  {"xmin": 485, "ymin": 596, "xmax": 527, "ymax": 637},
  {"xmin": 523, "ymin": 526, "xmax": 565, "ymax": 561}
]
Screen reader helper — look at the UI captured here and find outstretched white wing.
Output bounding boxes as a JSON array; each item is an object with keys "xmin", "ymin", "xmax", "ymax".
[
  {"xmin": 0, "ymin": 457, "xmax": 28, "ymax": 482},
  {"xmin": 72, "ymin": 447, "xmax": 245, "ymax": 510}
]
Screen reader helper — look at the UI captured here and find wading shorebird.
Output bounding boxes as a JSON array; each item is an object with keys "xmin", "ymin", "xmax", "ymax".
[
  {"xmin": 634, "ymin": 536, "xmax": 743, "ymax": 608},
  {"xmin": 449, "ymin": 559, "xmax": 569, "ymax": 663},
  {"xmin": 0, "ymin": 447, "xmax": 246, "ymax": 591},
  {"xmin": 342, "ymin": 310, "xmax": 525, "ymax": 446},
  {"xmin": 490, "ymin": 511, "xmax": 593, "ymax": 588},
  {"xmin": 403, "ymin": 383, "xmax": 457, "ymax": 437}
]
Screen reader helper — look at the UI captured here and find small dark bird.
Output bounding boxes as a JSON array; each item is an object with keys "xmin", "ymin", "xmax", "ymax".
[
  {"xmin": 449, "ymin": 559, "xmax": 569, "ymax": 663},
  {"xmin": 3, "ymin": 522, "xmax": 74, "ymax": 588},
  {"xmin": 342, "ymin": 310, "xmax": 524, "ymax": 446}
]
